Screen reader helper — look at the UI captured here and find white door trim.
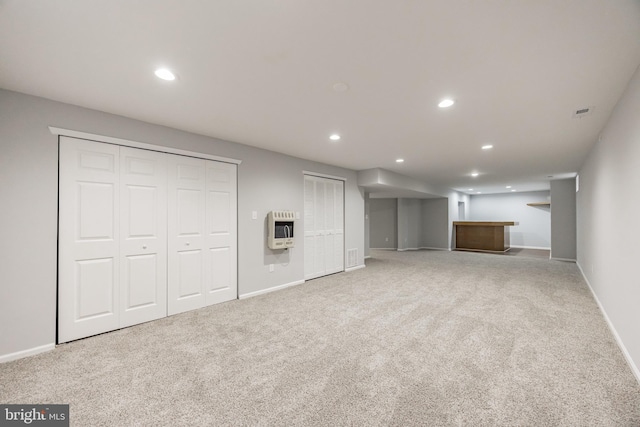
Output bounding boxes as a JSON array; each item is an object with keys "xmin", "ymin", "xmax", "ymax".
[
  {"xmin": 302, "ymin": 171, "xmax": 347, "ymax": 182},
  {"xmin": 50, "ymin": 127, "xmax": 242, "ymax": 165}
]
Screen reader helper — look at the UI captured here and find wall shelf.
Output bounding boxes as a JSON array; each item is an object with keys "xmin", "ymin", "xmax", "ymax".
[{"xmin": 527, "ymin": 202, "xmax": 550, "ymax": 207}]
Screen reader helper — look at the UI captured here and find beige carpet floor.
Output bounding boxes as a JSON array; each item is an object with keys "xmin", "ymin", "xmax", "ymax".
[{"xmin": 1, "ymin": 249, "xmax": 639, "ymax": 426}]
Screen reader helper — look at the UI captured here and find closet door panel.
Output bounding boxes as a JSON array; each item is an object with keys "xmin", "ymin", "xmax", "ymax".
[
  {"xmin": 324, "ymin": 182, "xmax": 337, "ymax": 274},
  {"xmin": 314, "ymin": 180, "xmax": 326, "ymax": 278},
  {"xmin": 119, "ymin": 147, "xmax": 167, "ymax": 327},
  {"xmin": 333, "ymin": 181, "xmax": 345, "ymax": 272},
  {"xmin": 304, "ymin": 177, "xmax": 317, "ymax": 280},
  {"xmin": 168, "ymin": 155, "xmax": 207, "ymax": 315},
  {"xmin": 58, "ymin": 137, "xmax": 120, "ymax": 343},
  {"xmin": 205, "ymin": 162, "xmax": 237, "ymax": 305}
]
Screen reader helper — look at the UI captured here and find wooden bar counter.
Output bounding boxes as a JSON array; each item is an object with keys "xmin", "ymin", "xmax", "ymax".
[{"xmin": 453, "ymin": 221, "xmax": 516, "ymax": 253}]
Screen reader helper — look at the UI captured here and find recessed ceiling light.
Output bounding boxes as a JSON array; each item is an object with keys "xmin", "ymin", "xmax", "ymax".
[
  {"xmin": 154, "ymin": 68, "xmax": 175, "ymax": 81},
  {"xmin": 471, "ymin": 172, "xmax": 479, "ymax": 177},
  {"xmin": 332, "ymin": 82, "xmax": 349, "ymax": 92},
  {"xmin": 329, "ymin": 134, "xmax": 341, "ymax": 141},
  {"xmin": 477, "ymin": 191, "xmax": 482, "ymax": 194},
  {"xmin": 482, "ymin": 145, "xmax": 493, "ymax": 150},
  {"xmin": 506, "ymin": 185, "xmax": 512, "ymax": 189},
  {"xmin": 396, "ymin": 159, "xmax": 404, "ymax": 163},
  {"xmin": 468, "ymin": 188, "xmax": 474, "ymax": 191},
  {"xmin": 438, "ymin": 99, "xmax": 455, "ymax": 108},
  {"xmin": 511, "ymin": 189, "xmax": 517, "ymax": 192}
]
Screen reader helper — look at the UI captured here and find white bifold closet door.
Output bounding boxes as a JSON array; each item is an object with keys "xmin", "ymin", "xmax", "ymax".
[
  {"xmin": 304, "ymin": 175, "xmax": 344, "ymax": 280},
  {"xmin": 59, "ymin": 138, "xmax": 168, "ymax": 342},
  {"xmin": 59, "ymin": 136, "xmax": 237, "ymax": 343},
  {"xmin": 167, "ymin": 156, "xmax": 237, "ymax": 315}
]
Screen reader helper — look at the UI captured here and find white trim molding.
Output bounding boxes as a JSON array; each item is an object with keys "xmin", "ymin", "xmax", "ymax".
[
  {"xmin": 345, "ymin": 264, "xmax": 365, "ymax": 272},
  {"xmin": 550, "ymin": 257, "xmax": 576, "ymax": 262},
  {"xmin": 49, "ymin": 127, "xmax": 242, "ymax": 165},
  {"xmin": 511, "ymin": 245, "xmax": 551, "ymax": 250},
  {"xmin": 302, "ymin": 171, "xmax": 346, "ymax": 181},
  {"xmin": 239, "ymin": 280, "xmax": 305, "ymax": 300},
  {"xmin": 0, "ymin": 343, "xmax": 55, "ymax": 364},
  {"xmin": 577, "ymin": 262, "xmax": 640, "ymax": 385}
]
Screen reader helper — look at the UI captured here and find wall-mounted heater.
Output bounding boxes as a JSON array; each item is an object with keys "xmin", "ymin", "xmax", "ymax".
[{"xmin": 268, "ymin": 210, "xmax": 295, "ymax": 249}]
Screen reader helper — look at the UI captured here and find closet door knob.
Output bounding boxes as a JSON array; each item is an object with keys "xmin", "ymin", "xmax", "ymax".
[
  {"xmin": 142, "ymin": 245, "xmax": 147, "ymax": 250},
  {"xmin": 186, "ymin": 242, "xmax": 190, "ymax": 246}
]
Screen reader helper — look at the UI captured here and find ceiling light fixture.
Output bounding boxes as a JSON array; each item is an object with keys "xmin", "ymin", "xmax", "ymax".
[
  {"xmin": 511, "ymin": 189, "xmax": 517, "ymax": 192},
  {"xmin": 154, "ymin": 68, "xmax": 176, "ymax": 81},
  {"xmin": 438, "ymin": 99, "xmax": 455, "ymax": 108},
  {"xmin": 477, "ymin": 191, "xmax": 482, "ymax": 194},
  {"xmin": 468, "ymin": 188, "xmax": 474, "ymax": 191},
  {"xmin": 396, "ymin": 159, "xmax": 404, "ymax": 163},
  {"xmin": 329, "ymin": 134, "xmax": 341, "ymax": 141},
  {"xmin": 482, "ymin": 145, "xmax": 493, "ymax": 150},
  {"xmin": 506, "ymin": 185, "xmax": 512, "ymax": 189},
  {"xmin": 332, "ymin": 82, "xmax": 349, "ymax": 92},
  {"xmin": 471, "ymin": 172, "xmax": 479, "ymax": 177}
]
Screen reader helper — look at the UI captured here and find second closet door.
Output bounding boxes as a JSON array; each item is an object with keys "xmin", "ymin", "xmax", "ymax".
[
  {"xmin": 167, "ymin": 156, "xmax": 237, "ymax": 315},
  {"xmin": 304, "ymin": 175, "xmax": 344, "ymax": 280}
]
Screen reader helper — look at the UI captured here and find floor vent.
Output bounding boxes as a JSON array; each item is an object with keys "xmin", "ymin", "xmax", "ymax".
[{"xmin": 347, "ymin": 248, "xmax": 358, "ymax": 268}]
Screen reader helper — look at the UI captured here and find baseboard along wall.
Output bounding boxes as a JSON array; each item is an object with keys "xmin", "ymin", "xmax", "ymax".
[
  {"xmin": 0, "ymin": 343, "xmax": 55, "ymax": 364},
  {"xmin": 577, "ymin": 262, "xmax": 640, "ymax": 385}
]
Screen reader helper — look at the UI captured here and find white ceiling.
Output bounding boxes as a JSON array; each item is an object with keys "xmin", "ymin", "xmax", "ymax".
[{"xmin": 2, "ymin": 1, "xmax": 640, "ymax": 195}]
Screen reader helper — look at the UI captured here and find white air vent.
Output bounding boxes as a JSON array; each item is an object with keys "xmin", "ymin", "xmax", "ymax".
[
  {"xmin": 572, "ymin": 106, "xmax": 594, "ymax": 119},
  {"xmin": 347, "ymin": 248, "xmax": 358, "ymax": 268}
]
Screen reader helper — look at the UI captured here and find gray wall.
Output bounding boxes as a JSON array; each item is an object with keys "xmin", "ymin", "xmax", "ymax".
[
  {"xmin": 369, "ymin": 198, "xmax": 397, "ymax": 249},
  {"xmin": 369, "ymin": 197, "xmax": 450, "ymax": 251},
  {"xmin": 577, "ymin": 65, "xmax": 640, "ymax": 380},
  {"xmin": 421, "ymin": 198, "xmax": 449, "ymax": 249},
  {"xmin": 550, "ymin": 179, "xmax": 577, "ymax": 260},
  {"xmin": 469, "ymin": 191, "xmax": 551, "ymax": 249},
  {"xmin": 364, "ymin": 193, "xmax": 370, "ymax": 257},
  {"xmin": 0, "ymin": 89, "xmax": 365, "ymax": 360},
  {"xmin": 397, "ymin": 198, "xmax": 422, "ymax": 250}
]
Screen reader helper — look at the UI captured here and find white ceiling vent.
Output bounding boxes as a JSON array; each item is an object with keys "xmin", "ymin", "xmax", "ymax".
[{"xmin": 572, "ymin": 106, "xmax": 594, "ymax": 119}]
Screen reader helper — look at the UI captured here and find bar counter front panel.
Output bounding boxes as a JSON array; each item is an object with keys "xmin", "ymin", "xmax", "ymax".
[{"xmin": 453, "ymin": 221, "xmax": 516, "ymax": 252}]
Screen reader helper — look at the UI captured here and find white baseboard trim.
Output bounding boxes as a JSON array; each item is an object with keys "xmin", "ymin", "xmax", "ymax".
[
  {"xmin": 364, "ymin": 255, "xmax": 371, "ymax": 259},
  {"xmin": 550, "ymin": 257, "xmax": 576, "ymax": 262},
  {"xmin": 511, "ymin": 245, "xmax": 551, "ymax": 250},
  {"xmin": 370, "ymin": 247, "xmax": 397, "ymax": 251},
  {"xmin": 239, "ymin": 279, "xmax": 305, "ymax": 299},
  {"xmin": 0, "ymin": 343, "xmax": 55, "ymax": 364},
  {"xmin": 345, "ymin": 264, "xmax": 366, "ymax": 272},
  {"xmin": 577, "ymin": 262, "xmax": 640, "ymax": 385},
  {"xmin": 397, "ymin": 247, "xmax": 449, "ymax": 252}
]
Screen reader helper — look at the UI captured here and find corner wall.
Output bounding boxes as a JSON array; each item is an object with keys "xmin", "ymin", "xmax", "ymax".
[
  {"xmin": 0, "ymin": 89, "xmax": 365, "ymax": 361},
  {"xmin": 577, "ymin": 66, "xmax": 640, "ymax": 381},
  {"xmin": 550, "ymin": 178, "xmax": 577, "ymax": 261},
  {"xmin": 397, "ymin": 199, "xmax": 422, "ymax": 250},
  {"xmin": 369, "ymin": 198, "xmax": 397, "ymax": 249}
]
